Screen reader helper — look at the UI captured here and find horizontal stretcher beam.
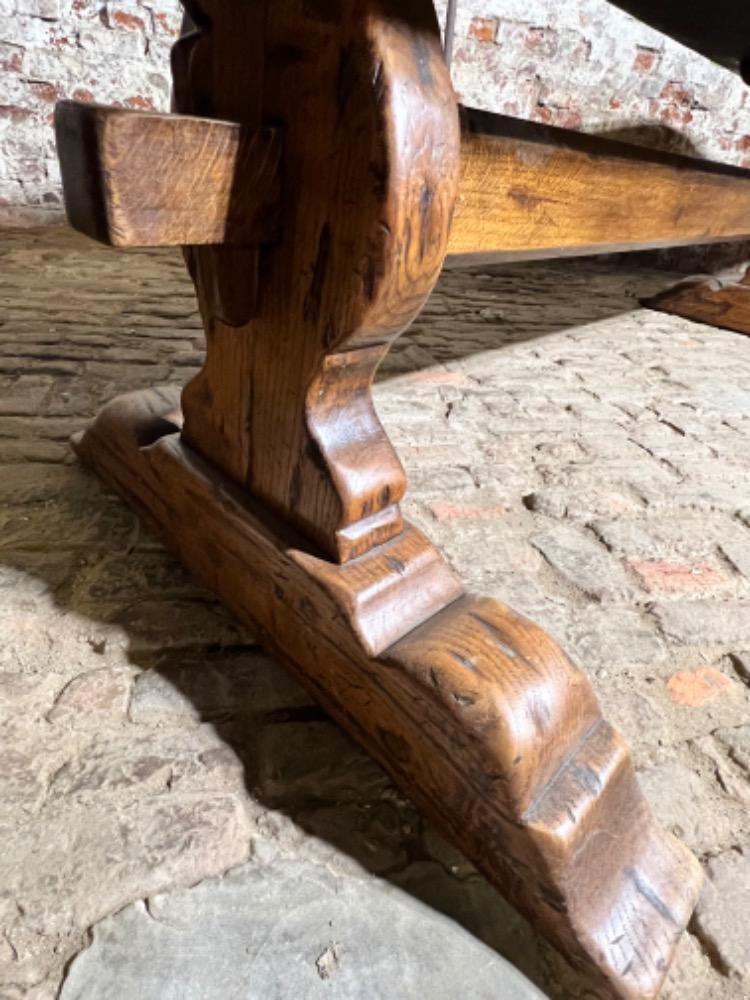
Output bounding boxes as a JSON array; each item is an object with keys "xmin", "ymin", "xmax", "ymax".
[
  {"xmin": 55, "ymin": 101, "xmax": 750, "ymax": 258},
  {"xmin": 447, "ymin": 107, "xmax": 750, "ymax": 264}
]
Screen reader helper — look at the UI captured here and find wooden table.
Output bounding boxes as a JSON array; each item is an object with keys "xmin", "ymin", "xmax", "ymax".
[{"xmin": 53, "ymin": 3, "xmax": 750, "ymax": 996}]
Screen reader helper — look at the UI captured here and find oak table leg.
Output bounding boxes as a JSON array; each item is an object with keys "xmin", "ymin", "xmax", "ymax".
[{"xmin": 56, "ymin": 2, "xmax": 702, "ymax": 998}]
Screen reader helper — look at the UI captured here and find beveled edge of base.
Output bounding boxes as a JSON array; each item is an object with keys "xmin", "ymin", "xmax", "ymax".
[{"xmin": 71, "ymin": 384, "xmax": 704, "ymax": 1000}]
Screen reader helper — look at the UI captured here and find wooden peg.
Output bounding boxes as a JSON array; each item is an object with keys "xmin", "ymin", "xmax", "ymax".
[
  {"xmin": 58, "ymin": 1, "xmax": 704, "ymax": 996},
  {"xmin": 57, "ymin": 99, "xmax": 750, "ymax": 263}
]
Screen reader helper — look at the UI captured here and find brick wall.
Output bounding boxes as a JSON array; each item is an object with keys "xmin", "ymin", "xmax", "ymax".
[
  {"xmin": 1, "ymin": 0, "xmax": 749, "ymax": 226},
  {"xmin": 438, "ymin": 0, "xmax": 750, "ymax": 163},
  {"xmin": 0, "ymin": 0, "xmax": 182, "ymax": 224}
]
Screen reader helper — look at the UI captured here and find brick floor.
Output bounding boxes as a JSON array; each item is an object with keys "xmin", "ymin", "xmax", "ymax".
[{"xmin": 1, "ymin": 226, "xmax": 749, "ymax": 999}]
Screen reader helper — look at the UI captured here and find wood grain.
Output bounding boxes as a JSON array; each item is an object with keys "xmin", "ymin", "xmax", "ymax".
[
  {"xmin": 645, "ymin": 261, "xmax": 750, "ymax": 335},
  {"xmin": 172, "ymin": 0, "xmax": 266, "ymax": 323},
  {"xmin": 55, "ymin": 1, "xmax": 705, "ymax": 992},
  {"xmin": 447, "ymin": 108, "xmax": 750, "ymax": 264},
  {"xmin": 72, "ymin": 385, "xmax": 703, "ymax": 1000},
  {"xmin": 58, "ymin": 99, "xmax": 750, "ymax": 264},
  {"xmin": 54, "ymin": 101, "xmax": 281, "ymax": 248},
  {"xmin": 174, "ymin": 0, "xmax": 461, "ymax": 562}
]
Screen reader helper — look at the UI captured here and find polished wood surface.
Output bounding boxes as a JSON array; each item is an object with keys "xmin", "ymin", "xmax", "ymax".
[
  {"xmin": 646, "ymin": 262, "xmax": 750, "ymax": 335},
  {"xmin": 54, "ymin": 0, "xmax": 706, "ymax": 994},
  {"xmin": 58, "ymin": 101, "xmax": 750, "ymax": 263},
  {"xmin": 55, "ymin": 102, "xmax": 281, "ymax": 248},
  {"xmin": 74, "ymin": 386, "xmax": 703, "ymax": 1000},
  {"xmin": 172, "ymin": 0, "xmax": 460, "ymax": 563},
  {"xmin": 448, "ymin": 108, "xmax": 750, "ymax": 264}
]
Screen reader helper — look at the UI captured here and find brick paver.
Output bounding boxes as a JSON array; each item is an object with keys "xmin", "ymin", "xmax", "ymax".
[{"xmin": 1, "ymin": 227, "xmax": 749, "ymax": 999}]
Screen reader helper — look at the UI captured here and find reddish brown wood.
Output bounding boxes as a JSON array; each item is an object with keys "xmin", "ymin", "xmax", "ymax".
[
  {"xmin": 645, "ymin": 261, "xmax": 750, "ymax": 335},
  {"xmin": 55, "ymin": 1, "xmax": 704, "ymax": 995},
  {"xmin": 57, "ymin": 99, "xmax": 750, "ymax": 265},
  {"xmin": 172, "ymin": 0, "xmax": 461, "ymax": 563},
  {"xmin": 54, "ymin": 101, "xmax": 281, "ymax": 248},
  {"xmin": 72, "ymin": 386, "xmax": 702, "ymax": 1000},
  {"xmin": 448, "ymin": 108, "xmax": 750, "ymax": 265}
]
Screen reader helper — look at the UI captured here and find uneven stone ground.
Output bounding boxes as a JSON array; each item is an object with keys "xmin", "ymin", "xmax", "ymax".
[{"xmin": 1, "ymin": 226, "xmax": 749, "ymax": 999}]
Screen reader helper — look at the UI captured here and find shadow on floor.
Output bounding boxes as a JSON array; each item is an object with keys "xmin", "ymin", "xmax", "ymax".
[
  {"xmin": 0, "ymin": 225, "xmax": 699, "ymax": 998},
  {"xmin": 0, "ymin": 456, "xmax": 589, "ymax": 999}
]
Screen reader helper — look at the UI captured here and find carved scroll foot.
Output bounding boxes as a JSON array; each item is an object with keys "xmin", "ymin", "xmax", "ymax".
[
  {"xmin": 73, "ymin": 385, "xmax": 702, "ymax": 1000},
  {"xmin": 645, "ymin": 260, "xmax": 750, "ymax": 335}
]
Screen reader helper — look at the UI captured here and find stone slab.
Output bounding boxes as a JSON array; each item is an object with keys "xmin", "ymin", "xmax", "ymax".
[{"xmin": 59, "ymin": 860, "xmax": 547, "ymax": 1000}]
